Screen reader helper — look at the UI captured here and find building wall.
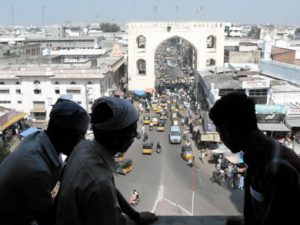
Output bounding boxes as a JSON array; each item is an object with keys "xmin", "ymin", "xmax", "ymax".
[
  {"xmin": 228, "ymin": 50, "xmax": 261, "ymax": 63},
  {"xmin": 0, "ymin": 67, "xmax": 119, "ymax": 120},
  {"xmin": 272, "ymin": 50, "xmax": 295, "ymax": 65},
  {"xmin": 260, "ymin": 60, "xmax": 300, "ymax": 85}
]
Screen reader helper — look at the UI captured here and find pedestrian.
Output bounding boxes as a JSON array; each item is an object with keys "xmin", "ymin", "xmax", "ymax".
[
  {"xmin": 55, "ymin": 96, "xmax": 157, "ymax": 225},
  {"xmin": 0, "ymin": 98, "xmax": 90, "ymax": 225},
  {"xmin": 200, "ymin": 151, "xmax": 205, "ymax": 162},
  {"xmin": 143, "ymin": 132, "xmax": 148, "ymax": 142},
  {"xmin": 141, "ymin": 125, "xmax": 145, "ymax": 135},
  {"xmin": 238, "ymin": 174, "xmax": 244, "ymax": 191},
  {"xmin": 209, "ymin": 92, "xmax": 300, "ymax": 225}
]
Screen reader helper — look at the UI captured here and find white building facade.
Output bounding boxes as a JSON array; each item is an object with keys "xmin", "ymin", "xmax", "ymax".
[
  {"xmin": 127, "ymin": 21, "xmax": 225, "ymax": 91},
  {"xmin": 0, "ymin": 66, "xmax": 118, "ymax": 121}
]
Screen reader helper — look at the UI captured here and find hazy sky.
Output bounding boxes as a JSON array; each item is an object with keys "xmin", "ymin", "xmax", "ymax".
[{"xmin": 1, "ymin": 0, "xmax": 300, "ymax": 26}]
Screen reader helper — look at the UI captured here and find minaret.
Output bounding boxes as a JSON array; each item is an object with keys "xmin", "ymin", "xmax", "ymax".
[{"xmin": 262, "ymin": 35, "xmax": 273, "ymax": 61}]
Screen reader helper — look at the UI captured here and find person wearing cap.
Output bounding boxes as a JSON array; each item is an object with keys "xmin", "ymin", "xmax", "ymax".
[
  {"xmin": 55, "ymin": 96, "xmax": 157, "ymax": 225},
  {"xmin": 0, "ymin": 98, "xmax": 90, "ymax": 225}
]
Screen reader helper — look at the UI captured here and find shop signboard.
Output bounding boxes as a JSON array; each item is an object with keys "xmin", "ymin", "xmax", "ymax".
[{"xmin": 256, "ymin": 113, "xmax": 285, "ymax": 123}]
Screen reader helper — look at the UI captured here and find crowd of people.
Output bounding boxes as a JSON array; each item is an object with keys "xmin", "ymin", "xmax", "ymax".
[{"xmin": 0, "ymin": 91, "xmax": 299, "ymax": 225}]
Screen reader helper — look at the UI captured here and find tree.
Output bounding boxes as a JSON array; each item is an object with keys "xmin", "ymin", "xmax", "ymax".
[
  {"xmin": 100, "ymin": 23, "xmax": 120, "ymax": 32},
  {"xmin": 247, "ymin": 26, "xmax": 261, "ymax": 39},
  {"xmin": 295, "ymin": 28, "xmax": 300, "ymax": 35}
]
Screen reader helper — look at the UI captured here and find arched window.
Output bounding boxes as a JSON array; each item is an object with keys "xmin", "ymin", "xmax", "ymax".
[
  {"xmin": 70, "ymin": 81, "xmax": 76, "ymax": 85},
  {"xmin": 137, "ymin": 35, "xmax": 146, "ymax": 48},
  {"xmin": 15, "ymin": 81, "xmax": 20, "ymax": 85},
  {"xmin": 33, "ymin": 80, "xmax": 42, "ymax": 94},
  {"xmin": 54, "ymin": 81, "xmax": 60, "ymax": 85},
  {"xmin": 206, "ymin": 35, "xmax": 216, "ymax": 48},
  {"xmin": 0, "ymin": 82, "xmax": 5, "ymax": 85},
  {"xmin": 87, "ymin": 81, "xmax": 92, "ymax": 84},
  {"xmin": 206, "ymin": 58, "xmax": 216, "ymax": 66},
  {"xmin": 137, "ymin": 59, "xmax": 146, "ymax": 75}
]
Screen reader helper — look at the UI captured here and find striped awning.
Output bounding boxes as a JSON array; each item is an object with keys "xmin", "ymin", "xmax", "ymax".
[
  {"xmin": 258, "ymin": 123, "xmax": 290, "ymax": 132},
  {"xmin": 0, "ymin": 112, "xmax": 27, "ymax": 131}
]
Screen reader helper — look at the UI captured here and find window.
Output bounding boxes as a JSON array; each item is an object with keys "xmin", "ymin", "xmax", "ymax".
[
  {"xmin": 137, "ymin": 59, "xmax": 146, "ymax": 75},
  {"xmin": 0, "ymin": 82, "xmax": 5, "ymax": 85},
  {"xmin": 219, "ymin": 89, "xmax": 245, "ymax": 96},
  {"xmin": 70, "ymin": 81, "xmax": 76, "ymax": 85},
  {"xmin": 15, "ymin": 81, "xmax": 20, "ymax": 85},
  {"xmin": 55, "ymin": 89, "xmax": 60, "ymax": 94},
  {"xmin": 249, "ymin": 89, "xmax": 268, "ymax": 96},
  {"xmin": 0, "ymin": 89, "xmax": 10, "ymax": 94},
  {"xmin": 206, "ymin": 35, "xmax": 216, "ymax": 48},
  {"xmin": 17, "ymin": 101, "xmax": 22, "ymax": 104},
  {"xmin": 0, "ymin": 101, "xmax": 11, "ymax": 104},
  {"xmin": 34, "ymin": 89, "xmax": 42, "ymax": 94},
  {"xmin": 137, "ymin": 35, "xmax": 146, "ymax": 48},
  {"xmin": 54, "ymin": 81, "xmax": 60, "ymax": 85},
  {"xmin": 87, "ymin": 81, "xmax": 92, "ymax": 84},
  {"xmin": 16, "ymin": 89, "xmax": 21, "ymax": 94},
  {"xmin": 206, "ymin": 58, "xmax": 216, "ymax": 66},
  {"xmin": 66, "ymin": 89, "xmax": 81, "ymax": 94}
]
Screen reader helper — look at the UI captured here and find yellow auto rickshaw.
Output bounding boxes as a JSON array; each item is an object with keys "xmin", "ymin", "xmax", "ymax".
[
  {"xmin": 142, "ymin": 142, "xmax": 153, "ymax": 154},
  {"xmin": 116, "ymin": 159, "xmax": 133, "ymax": 175},
  {"xmin": 180, "ymin": 144, "xmax": 194, "ymax": 165}
]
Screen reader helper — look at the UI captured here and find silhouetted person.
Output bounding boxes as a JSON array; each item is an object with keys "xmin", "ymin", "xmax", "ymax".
[
  {"xmin": 55, "ymin": 97, "xmax": 157, "ymax": 225},
  {"xmin": 0, "ymin": 98, "xmax": 90, "ymax": 225},
  {"xmin": 209, "ymin": 92, "xmax": 300, "ymax": 225}
]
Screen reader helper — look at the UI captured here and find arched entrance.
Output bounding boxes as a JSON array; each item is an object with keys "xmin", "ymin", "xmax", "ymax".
[
  {"xmin": 127, "ymin": 21, "xmax": 224, "ymax": 91},
  {"xmin": 154, "ymin": 36, "xmax": 197, "ymax": 92}
]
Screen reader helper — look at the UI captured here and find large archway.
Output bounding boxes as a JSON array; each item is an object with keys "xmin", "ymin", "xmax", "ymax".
[
  {"xmin": 154, "ymin": 36, "xmax": 198, "ymax": 92},
  {"xmin": 127, "ymin": 21, "xmax": 224, "ymax": 91}
]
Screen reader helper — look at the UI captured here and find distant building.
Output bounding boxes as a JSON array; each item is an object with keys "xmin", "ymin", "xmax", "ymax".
[{"xmin": 0, "ymin": 60, "xmax": 125, "ymax": 121}]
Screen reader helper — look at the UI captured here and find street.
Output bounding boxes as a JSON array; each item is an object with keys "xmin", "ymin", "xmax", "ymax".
[{"xmin": 115, "ymin": 109, "xmax": 244, "ymax": 216}]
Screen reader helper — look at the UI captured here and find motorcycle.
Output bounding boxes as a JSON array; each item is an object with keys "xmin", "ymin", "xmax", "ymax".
[{"xmin": 156, "ymin": 142, "xmax": 161, "ymax": 153}]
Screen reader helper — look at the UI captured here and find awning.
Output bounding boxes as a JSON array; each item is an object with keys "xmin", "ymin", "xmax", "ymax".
[
  {"xmin": 200, "ymin": 132, "xmax": 221, "ymax": 142},
  {"xmin": 133, "ymin": 90, "xmax": 146, "ymax": 97},
  {"xmin": 145, "ymin": 88, "xmax": 154, "ymax": 94},
  {"xmin": 285, "ymin": 119, "xmax": 300, "ymax": 128},
  {"xmin": 0, "ymin": 112, "xmax": 27, "ymax": 131},
  {"xmin": 19, "ymin": 127, "xmax": 41, "ymax": 138},
  {"xmin": 258, "ymin": 123, "xmax": 290, "ymax": 132}
]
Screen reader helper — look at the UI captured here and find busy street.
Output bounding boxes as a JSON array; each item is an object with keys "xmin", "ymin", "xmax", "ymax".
[{"xmin": 115, "ymin": 89, "xmax": 244, "ymax": 216}]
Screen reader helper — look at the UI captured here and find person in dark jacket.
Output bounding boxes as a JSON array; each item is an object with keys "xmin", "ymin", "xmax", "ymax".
[
  {"xmin": 0, "ymin": 98, "xmax": 90, "ymax": 225},
  {"xmin": 209, "ymin": 92, "xmax": 300, "ymax": 225}
]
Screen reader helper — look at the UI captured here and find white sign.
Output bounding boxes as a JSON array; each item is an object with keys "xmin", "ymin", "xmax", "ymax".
[{"xmin": 242, "ymin": 80, "xmax": 269, "ymax": 89}]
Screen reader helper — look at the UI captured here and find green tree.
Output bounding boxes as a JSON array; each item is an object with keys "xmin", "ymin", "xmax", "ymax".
[
  {"xmin": 247, "ymin": 26, "xmax": 261, "ymax": 39},
  {"xmin": 100, "ymin": 23, "xmax": 120, "ymax": 32}
]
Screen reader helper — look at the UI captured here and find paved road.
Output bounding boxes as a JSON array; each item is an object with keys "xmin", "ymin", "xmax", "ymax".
[{"xmin": 115, "ymin": 109, "xmax": 244, "ymax": 216}]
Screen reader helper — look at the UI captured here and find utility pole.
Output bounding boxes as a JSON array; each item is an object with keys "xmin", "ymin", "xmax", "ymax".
[
  {"xmin": 42, "ymin": 5, "xmax": 45, "ymax": 26},
  {"xmin": 11, "ymin": 4, "xmax": 14, "ymax": 26}
]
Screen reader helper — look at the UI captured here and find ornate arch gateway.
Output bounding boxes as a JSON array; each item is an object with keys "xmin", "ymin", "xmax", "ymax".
[{"xmin": 127, "ymin": 21, "xmax": 225, "ymax": 92}]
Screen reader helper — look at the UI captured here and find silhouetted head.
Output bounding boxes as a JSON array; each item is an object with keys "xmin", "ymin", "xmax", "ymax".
[
  {"xmin": 209, "ymin": 92, "xmax": 258, "ymax": 153},
  {"xmin": 47, "ymin": 98, "xmax": 90, "ymax": 156},
  {"xmin": 91, "ymin": 96, "xmax": 139, "ymax": 155}
]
